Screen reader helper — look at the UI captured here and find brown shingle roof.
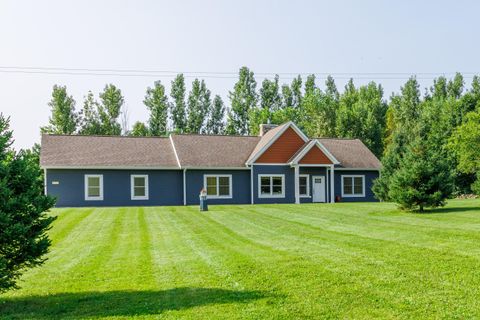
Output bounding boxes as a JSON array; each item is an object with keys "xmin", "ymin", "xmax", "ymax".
[
  {"xmin": 317, "ymin": 138, "xmax": 381, "ymax": 169},
  {"xmin": 171, "ymin": 134, "xmax": 260, "ymax": 168},
  {"xmin": 40, "ymin": 134, "xmax": 179, "ymax": 168}
]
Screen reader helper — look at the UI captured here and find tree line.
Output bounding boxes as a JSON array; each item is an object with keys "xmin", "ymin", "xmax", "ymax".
[{"xmin": 42, "ymin": 67, "xmax": 480, "ymax": 209}]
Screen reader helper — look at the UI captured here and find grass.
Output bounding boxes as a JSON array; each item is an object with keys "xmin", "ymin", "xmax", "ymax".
[{"xmin": 1, "ymin": 200, "xmax": 480, "ymax": 319}]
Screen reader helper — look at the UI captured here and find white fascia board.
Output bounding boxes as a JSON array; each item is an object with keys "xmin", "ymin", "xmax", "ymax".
[
  {"xmin": 289, "ymin": 139, "xmax": 340, "ymax": 165},
  {"xmin": 169, "ymin": 134, "xmax": 182, "ymax": 168}
]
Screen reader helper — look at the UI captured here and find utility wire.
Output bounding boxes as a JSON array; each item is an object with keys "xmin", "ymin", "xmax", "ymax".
[{"xmin": 0, "ymin": 66, "xmax": 478, "ymax": 80}]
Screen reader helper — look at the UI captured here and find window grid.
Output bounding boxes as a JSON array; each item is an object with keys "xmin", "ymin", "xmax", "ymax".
[
  {"xmin": 204, "ymin": 175, "xmax": 232, "ymax": 199},
  {"xmin": 341, "ymin": 175, "xmax": 365, "ymax": 197}
]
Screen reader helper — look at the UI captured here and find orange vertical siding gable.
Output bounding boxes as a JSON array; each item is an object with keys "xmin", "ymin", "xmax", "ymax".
[
  {"xmin": 256, "ymin": 127, "xmax": 305, "ymax": 163},
  {"xmin": 299, "ymin": 145, "xmax": 333, "ymax": 164}
]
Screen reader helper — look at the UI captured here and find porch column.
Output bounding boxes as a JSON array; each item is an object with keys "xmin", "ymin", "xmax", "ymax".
[
  {"xmin": 330, "ymin": 165, "xmax": 335, "ymax": 203},
  {"xmin": 294, "ymin": 165, "xmax": 300, "ymax": 204}
]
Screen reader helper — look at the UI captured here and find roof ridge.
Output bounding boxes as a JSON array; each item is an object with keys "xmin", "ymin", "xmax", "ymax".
[
  {"xmin": 172, "ymin": 133, "xmax": 260, "ymax": 138},
  {"xmin": 42, "ymin": 134, "xmax": 170, "ymax": 138},
  {"xmin": 316, "ymin": 137, "xmax": 360, "ymax": 141}
]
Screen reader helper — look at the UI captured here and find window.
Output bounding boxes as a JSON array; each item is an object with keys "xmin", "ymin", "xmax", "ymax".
[
  {"xmin": 131, "ymin": 175, "xmax": 149, "ymax": 200},
  {"xmin": 258, "ymin": 175, "xmax": 285, "ymax": 198},
  {"xmin": 342, "ymin": 175, "xmax": 365, "ymax": 197},
  {"xmin": 204, "ymin": 175, "xmax": 232, "ymax": 198},
  {"xmin": 85, "ymin": 175, "xmax": 103, "ymax": 201},
  {"xmin": 299, "ymin": 174, "xmax": 309, "ymax": 197}
]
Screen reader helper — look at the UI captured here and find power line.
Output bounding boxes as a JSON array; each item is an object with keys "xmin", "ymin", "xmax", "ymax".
[{"xmin": 0, "ymin": 66, "xmax": 478, "ymax": 80}]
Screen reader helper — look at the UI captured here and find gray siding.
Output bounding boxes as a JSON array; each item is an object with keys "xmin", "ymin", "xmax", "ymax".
[{"xmin": 47, "ymin": 169, "xmax": 183, "ymax": 207}]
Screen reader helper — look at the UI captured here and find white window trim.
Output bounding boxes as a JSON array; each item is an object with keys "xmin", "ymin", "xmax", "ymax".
[
  {"xmin": 131, "ymin": 175, "xmax": 149, "ymax": 200},
  {"xmin": 299, "ymin": 174, "xmax": 310, "ymax": 198},
  {"xmin": 258, "ymin": 174, "xmax": 285, "ymax": 198},
  {"xmin": 85, "ymin": 174, "xmax": 104, "ymax": 201},
  {"xmin": 341, "ymin": 175, "xmax": 365, "ymax": 197},
  {"xmin": 203, "ymin": 174, "xmax": 233, "ymax": 199}
]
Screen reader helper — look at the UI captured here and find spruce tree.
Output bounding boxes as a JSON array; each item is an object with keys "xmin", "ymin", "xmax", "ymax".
[
  {"xmin": 41, "ymin": 85, "xmax": 78, "ymax": 134},
  {"xmin": 144, "ymin": 81, "xmax": 168, "ymax": 136},
  {"xmin": 0, "ymin": 114, "xmax": 55, "ymax": 292}
]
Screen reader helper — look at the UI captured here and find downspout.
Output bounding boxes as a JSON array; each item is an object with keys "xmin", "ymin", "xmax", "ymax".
[
  {"xmin": 183, "ymin": 168, "xmax": 187, "ymax": 206},
  {"xmin": 44, "ymin": 168, "xmax": 47, "ymax": 196},
  {"xmin": 250, "ymin": 164, "xmax": 254, "ymax": 204}
]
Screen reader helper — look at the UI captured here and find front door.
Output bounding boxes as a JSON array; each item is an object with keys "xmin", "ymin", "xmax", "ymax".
[{"xmin": 312, "ymin": 176, "xmax": 326, "ymax": 203}]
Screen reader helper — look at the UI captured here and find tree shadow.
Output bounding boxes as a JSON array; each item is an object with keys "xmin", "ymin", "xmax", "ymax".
[
  {"xmin": 415, "ymin": 206, "xmax": 480, "ymax": 214},
  {"xmin": 0, "ymin": 287, "xmax": 269, "ymax": 319}
]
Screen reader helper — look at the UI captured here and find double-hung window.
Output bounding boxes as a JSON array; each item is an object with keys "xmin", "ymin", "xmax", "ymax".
[
  {"xmin": 131, "ymin": 175, "xmax": 149, "ymax": 200},
  {"xmin": 204, "ymin": 175, "xmax": 232, "ymax": 199},
  {"xmin": 342, "ymin": 175, "xmax": 365, "ymax": 197},
  {"xmin": 259, "ymin": 175, "xmax": 285, "ymax": 198},
  {"xmin": 85, "ymin": 174, "xmax": 103, "ymax": 201},
  {"xmin": 299, "ymin": 174, "xmax": 310, "ymax": 197}
]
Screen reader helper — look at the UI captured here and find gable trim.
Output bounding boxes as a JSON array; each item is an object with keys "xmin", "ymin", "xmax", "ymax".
[
  {"xmin": 246, "ymin": 122, "xmax": 309, "ymax": 165},
  {"xmin": 289, "ymin": 139, "xmax": 340, "ymax": 165}
]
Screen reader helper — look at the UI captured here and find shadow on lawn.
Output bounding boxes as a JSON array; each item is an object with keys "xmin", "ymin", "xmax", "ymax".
[
  {"xmin": 418, "ymin": 206, "xmax": 480, "ymax": 214},
  {"xmin": 0, "ymin": 287, "xmax": 268, "ymax": 319}
]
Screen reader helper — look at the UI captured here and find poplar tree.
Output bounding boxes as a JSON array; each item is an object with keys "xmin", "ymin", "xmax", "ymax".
[
  {"xmin": 249, "ymin": 75, "xmax": 281, "ymax": 134},
  {"xmin": 130, "ymin": 121, "xmax": 149, "ymax": 137},
  {"xmin": 41, "ymin": 85, "xmax": 78, "ymax": 134},
  {"xmin": 78, "ymin": 91, "xmax": 102, "ymax": 135},
  {"xmin": 170, "ymin": 74, "xmax": 187, "ymax": 133},
  {"xmin": 98, "ymin": 84, "xmax": 123, "ymax": 135},
  {"xmin": 186, "ymin": 79, "xmax": 211, "ymax": 133},
  {"xmin": 226, "ymin": 67, "xmax": 257, "ymax": 135},
  {"xmin": 206, "ymin": 95, "xmax": 226, "ymax": 134},
  {"xmin": 144, "ymin": 81, "xmax": 168, "ymax": 136}
]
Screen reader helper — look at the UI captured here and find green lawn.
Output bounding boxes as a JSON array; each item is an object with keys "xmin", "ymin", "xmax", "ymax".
[{"xmin": 1, "ymin": 200, "xmax": 480, "ymax": 319}]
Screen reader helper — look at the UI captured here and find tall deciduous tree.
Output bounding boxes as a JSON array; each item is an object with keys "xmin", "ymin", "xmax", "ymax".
[
  {"xmin": 170, "ymin": 74, "xmax": 187, "ymax": 133},
  {"xmin": 144, "ymin": 81, "xmax": 168, "ymax": 136},
  {"xmin": 0, "ymin": 114, "xmax": 55, "ymax": 292},
  {"xmin": 98, "ymin": 84, "xmax": 123, "ymax": 135},
  {"xmin": 249, "ymin": 75, "xmax": 281, "ymax": 134},
  {"xmin": 41, "ymin": 85, "xmax": 78, "ymax": 134},
  {"xmin": 206, "ymin": 95, "xmax": 226, "ymax": 134},
  {"xmin": 130, "ymin": 121, "xmax": 149, "ymax": 137},
  {"xmin": 78, "ymin": 91, "xmax": 102, "ymax": 135},
  {"xmin": 226, "ymin": 67, "xmax": 257, "ymax": 135},
  {"xmin": 186, "ymin": 79, "xmax": 211, "ymax": 133}
]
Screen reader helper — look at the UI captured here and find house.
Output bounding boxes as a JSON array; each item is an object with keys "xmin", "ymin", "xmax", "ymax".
[{"xmin": 40, "ymin": 122, "xmax": 381, "ymax": 207}]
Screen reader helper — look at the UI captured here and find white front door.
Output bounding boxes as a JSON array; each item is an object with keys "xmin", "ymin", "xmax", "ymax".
[{"xmin": 312, "ymin": 176, "xmax": 326, "ymax": 203}]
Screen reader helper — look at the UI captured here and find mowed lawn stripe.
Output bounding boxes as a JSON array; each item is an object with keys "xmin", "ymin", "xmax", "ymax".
[{"xmin": 1, "ymin": 200, "xmax": 480, "ymax": 319}]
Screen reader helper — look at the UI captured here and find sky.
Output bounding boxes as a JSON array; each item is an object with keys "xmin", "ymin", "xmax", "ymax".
[{"xmin": 0, "ymin": 0, "xmax": 479, "ymax": 149}]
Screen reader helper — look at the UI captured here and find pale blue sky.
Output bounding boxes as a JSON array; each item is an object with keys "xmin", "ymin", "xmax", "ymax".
[{"xmin": 1, "ymin": 0, "xmax": 479, "ymax": 149}]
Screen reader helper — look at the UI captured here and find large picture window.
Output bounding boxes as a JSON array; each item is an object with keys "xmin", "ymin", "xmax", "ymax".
[
  {"xmin": 342, "ymin": 175, "xmax": 365, "ymax": 197},
  {"xmin": 204, "ymin": 175, "xmax": 232, "ymax": 198},
  {"xmin": 258, "ymin": 174, "xmax": 285, "ymax": 198},
  {"xmin": 131, "ymin": 175, "xmax": 149, "ymax": 200},
  {"xmin": 85, "ymin": 174, "xmax": 103, "ymax": 201},
  {"xmin": 299, "ymin": 174, "xmax": 309, "ymax": 197}
]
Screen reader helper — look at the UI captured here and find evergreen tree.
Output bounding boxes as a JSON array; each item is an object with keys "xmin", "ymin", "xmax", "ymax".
[
  {"xmin": 41, "ymin": 85, "xmax": 78, "ymax": 134},
  {"xmin": 186, "ymin": 79, "xmax": 211, "ymax": 133},
  {"xmin": 78, "ymin": 91, "xmax": 102, "ymax": 135},
  {"xmin": 373, "ymin": 77, "xmax": 422, "ymax": 200},
  {"xmin": 144, "ymin": 81, "xmax": 168, "ymax": 136},
  {"xmin": 130, "ymin": 121, "xmax": 149, "ymax": 137},
  {"xmin": 206, "ymin": 95, "xmax": 226, "ymax": 134},
  {"xmin": 0, "ymin": 114, "xmax": 55, "ymax": 292},
  {"xmin": 98, "ymin": 84, "xmax": 123, "ymax": 135},
  {"xmin": 388, "ymin": 136, "xmax": 453, "ymax": 211},
  {"xmin": 226, "ymin": 67, "xmax": 257, "ymax": 135},
  {"xmin": 170, "ymin": 74, "xmax": 187, "ymax": 133}
]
